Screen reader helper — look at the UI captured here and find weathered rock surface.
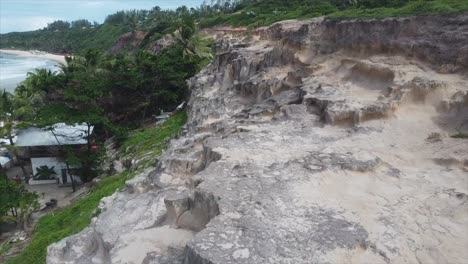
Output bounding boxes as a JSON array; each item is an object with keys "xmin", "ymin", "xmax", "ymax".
[
  {"xmin": 109, "ymin": 31, "xmax": 147, "ymax": 55},
  {"xmin": 48, "ymin": 13, "xmax": 468, "ymax": 264}
]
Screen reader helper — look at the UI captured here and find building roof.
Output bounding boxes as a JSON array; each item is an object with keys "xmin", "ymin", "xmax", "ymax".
[
  {"xmin": 0, "ymin": 136, "xmax": 17, "ymax": 145},
  {"xmin": 15, "ymin": 124, "xmax": 93, "ymax": 147},
  {"xmin": 0, "ymin": 156, "xmax": 10, "ymax": 166}
]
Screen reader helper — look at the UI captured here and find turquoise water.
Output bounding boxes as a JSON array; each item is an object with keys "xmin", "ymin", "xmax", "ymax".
[{"xmin": 0, "ymin": 53, "xmax": 60, "ymax": 92}]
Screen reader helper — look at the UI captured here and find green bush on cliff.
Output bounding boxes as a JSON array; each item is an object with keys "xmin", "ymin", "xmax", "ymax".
[{"xmin": 120, "ymin": 111, "xmax": 188, "ymax": 169}]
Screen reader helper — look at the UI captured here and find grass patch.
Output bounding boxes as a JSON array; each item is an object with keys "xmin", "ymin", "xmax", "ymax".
[
  {"xmin": 5, "ymin": 112, "xmax": 187, "ymax": 264},
  {"xmin": 330, "ymin": 0, "xmax": 468, "ymax": 18},
  {"xmin": 200, "ymin": 0, "xmax": 338, "ymax": 28},
  {"xmin": 120, "ymin": 111, "xmax": 187, "ymax": 168},
  {"xmin": 200, "ymin": 0, "xmax": 468, "ymax": 28},
  {"xmin": 0, "ymin": 241, "xmax": 18, "ymax": 256}
]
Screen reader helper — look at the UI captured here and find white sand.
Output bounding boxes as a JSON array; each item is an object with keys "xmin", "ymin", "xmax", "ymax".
[{"xmin": 0, "ymin": 49, "xmax": 67, "ymax": 65}]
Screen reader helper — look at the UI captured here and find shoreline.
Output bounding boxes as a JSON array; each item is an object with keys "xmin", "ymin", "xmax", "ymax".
[{"xmin": 0, "ymin": 49, "xmax": 67, "ymax": 65}]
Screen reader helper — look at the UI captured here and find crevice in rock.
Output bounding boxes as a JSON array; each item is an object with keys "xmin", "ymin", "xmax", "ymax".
[
  {"xmin": 339, "ymin": 59, "xmax": 395, "ymax": 91},
  {"xmin": 432, "ymin": 157, "xmax": 468, "ymax": 169},
  {"xmin": 435, "ymin": 90, "xmax": 468, "ymax": 133},
  {"xmin": 46, "ymin": 229, "xmax": 112, "ymax": 264},
  {"xmin": 156, "ymin": 186, "xmax": 220, "ymax": 240},
  {"xmin": 150, "ymin": 142, "xmax": 222, "ymax": 188},
  {"xmin": 182, "ymin": 245, "xmax": 215, "ymax": 264}
]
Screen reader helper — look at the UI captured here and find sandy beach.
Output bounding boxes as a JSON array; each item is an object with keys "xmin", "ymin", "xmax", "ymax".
[{"xmin": 0, "ymin": 49, "xmax": 67, "ymax": 65}]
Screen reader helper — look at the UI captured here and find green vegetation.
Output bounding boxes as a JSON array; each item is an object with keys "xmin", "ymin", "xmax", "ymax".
[
  {"xmin": 22, "ymin": 42, "xmax": 208, "ymax": 128},
  {"xmin": 4, "ymin": 172, "xmax": 132, "ymax": 264},
  {"xmin": 200, "ymin": 0, "xmax": 339, "ymax": 28},
  {"xmin": 121, "ymin": 111, "xmax": 187, "ymax": 158},
  {"xmin": 2, "ymin": 0, "xmax": 467, "ymax": 54},
  {"xmin": 0, "ymin": 90, "xmax": 29, "ymax": 177},
  {"xmin": 0, "ymin": 241, "xmax": 18, "ymax": 256},
  {"xmin": 33, "ymin": 166, "xmax": 56, "ymax": 180},
  {"xmin": 4, "ymin": 112, "xmax": 188, "ymax": 264},
  {"xmin": 0, "ymin": 177, "xmax": 39, "ymax": 227},
  {"xmin": 0, "ymin": 7, "xmax": 200, "ymax": 54},
  {"xmin": 200, "ymin": 0, "xmax": 468, "ymax": 28},
  {"xmin": 121, "ymin": 111, "xmax": 187, "ymax": 169},
  {"xmin": 331, "ymin": 0, "xmax": 468, "ymax": 18},
  {"xmin": 0, "ymin": 22, "xmax": 127, "ymax": 55},
  {"xmin": 2, "ymin": 14, "xmax": 210, "ymax": 184}
]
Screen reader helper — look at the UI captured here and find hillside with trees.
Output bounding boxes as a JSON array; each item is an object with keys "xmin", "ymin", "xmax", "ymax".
[
  {"xmin": 2, "ymin": 0, "xmax": 467, "ymax": 54},
  {"xmin": 1, "ymin": 12, "xmax": 211, "ymax": 189}
]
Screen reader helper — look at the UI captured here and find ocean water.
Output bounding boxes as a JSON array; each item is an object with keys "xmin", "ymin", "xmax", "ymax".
[{"xmin": 0, "ymin": 53, "xmax": 60, "ymax": 93}]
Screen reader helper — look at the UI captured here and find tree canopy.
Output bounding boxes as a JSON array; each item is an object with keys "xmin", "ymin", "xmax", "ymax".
[{"xmin": 0, "ymin": 177, "xmax": 39, "ymax": 227}]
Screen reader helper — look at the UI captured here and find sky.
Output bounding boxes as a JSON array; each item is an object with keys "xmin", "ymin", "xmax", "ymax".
[{"xmin": 0, "ymin": 0, "xmax": 205, "ymax": 33}]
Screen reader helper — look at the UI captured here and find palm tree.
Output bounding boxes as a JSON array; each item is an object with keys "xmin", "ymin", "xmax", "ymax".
[
  {"xmin": 0, "ymin": 90, "xmax": 28, "ymax": 177},
  {"xmin": 13, "ymin": 84, "xmax": 46, "ymax": 122},
  {"xmin": 172, "ymin": 16, "xmax": 213, "ymax": 59},
  {"xmin": 25, "ymin": 68, "xmax": 57, "ymax": 93},
  {"xmin": 0, "ymin": 91, "xmax": 16, "ymax": 146}
]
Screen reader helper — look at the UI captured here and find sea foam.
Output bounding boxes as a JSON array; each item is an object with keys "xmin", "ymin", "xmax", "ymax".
[{"xmin": 0, "ymin": 53, "xmax": 59, "ymax": 92}]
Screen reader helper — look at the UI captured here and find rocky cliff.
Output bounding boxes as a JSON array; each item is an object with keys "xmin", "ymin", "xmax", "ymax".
[{"xmin": 47, "ymin": 13, "xmax": 468, "ymax": 264}]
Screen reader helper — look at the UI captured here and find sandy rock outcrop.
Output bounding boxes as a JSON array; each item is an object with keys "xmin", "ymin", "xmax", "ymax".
[
  {"xmin": 47, "ymin": 13, "xmax": 468, "ymax": 264},
  {"xmin": 147, "ymin": 34, "xmax": 177, "ymax": 54},
  {"xmin": 110, "ymin": 31, "xmax": 177, "ymax": 55},
  {"xmin": 109, "ymin": 31, "xmax": 147, "ymax": 55}
]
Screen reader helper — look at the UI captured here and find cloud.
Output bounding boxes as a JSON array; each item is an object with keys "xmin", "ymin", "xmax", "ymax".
[
  {"xmin": 83, "ymin": 1, "xmax": 105, "ymax": 7},
  {"xmin": 0, "ymin": 16, "xmax": 60, "ymax": 33}
]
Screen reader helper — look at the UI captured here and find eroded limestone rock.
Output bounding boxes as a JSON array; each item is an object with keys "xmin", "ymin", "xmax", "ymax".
[{"xmin": 48, "ymin": 13, "xmax": 468, "ymax": 264}]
